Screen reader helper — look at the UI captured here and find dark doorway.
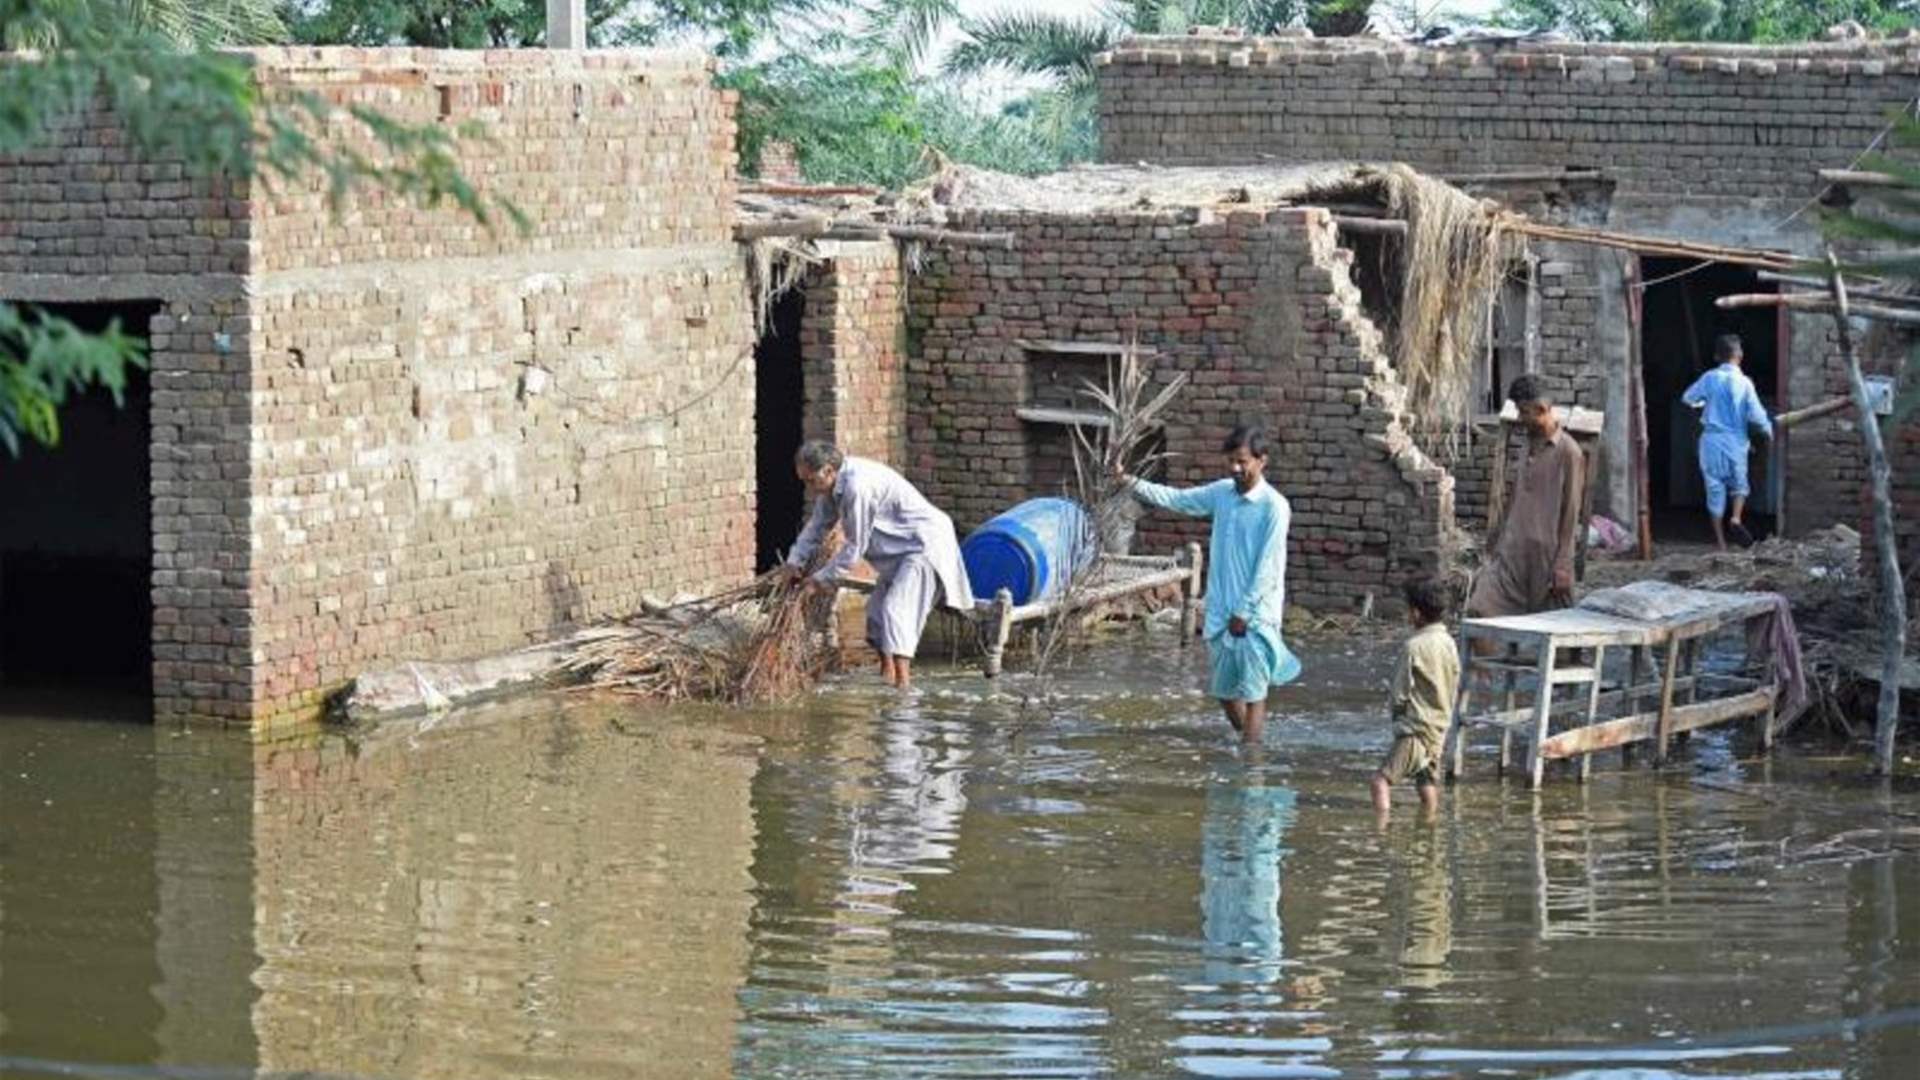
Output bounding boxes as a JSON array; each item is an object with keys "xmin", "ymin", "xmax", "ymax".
[
  {"xmin": 755, "ymin": 288, "xmax": 807, "ymax": 572},
  {"xmin": 0, "ymin": 300, "xmax": 159, "ymax": 708},
  {"xmin": 1638, "ymin": 261, "xmax": 1779, "ymax": 543}
]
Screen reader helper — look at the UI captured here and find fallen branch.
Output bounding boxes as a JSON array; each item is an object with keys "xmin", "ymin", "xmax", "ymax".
[{"xmin": 739, "ymin": 182, "xmax": 881, "ymax": 196}]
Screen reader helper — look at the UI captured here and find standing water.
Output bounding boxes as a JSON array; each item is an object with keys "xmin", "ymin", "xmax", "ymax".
[{"xmin": 2, "ymin": 637, "xmax": 1917, "ymax": 1078}]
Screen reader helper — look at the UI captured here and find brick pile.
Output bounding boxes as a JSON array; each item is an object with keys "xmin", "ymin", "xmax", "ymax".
[{"xmin": 907, "ymin": 205, "xmax": 1455, "ymax": 616}]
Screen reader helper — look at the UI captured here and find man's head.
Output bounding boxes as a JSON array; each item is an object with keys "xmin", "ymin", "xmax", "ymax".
[
  {"xmin": 1222, "ymin": 423, "xmax": 1269, "ymax": 493},
  {"xmin": 1403, "ymin": 575, "xmax": 1454, "ymax": 628},
  {"xmin": 795, "ymin": 440, "xmax": 845, "ymax": 497},
  {"xmin": 1715, "ymin": 333, "xmax": 1744, "ymax": 367},
  {"xmin": 1507, "ymin": 374, "xmax": 1557, "ymax": 439}
]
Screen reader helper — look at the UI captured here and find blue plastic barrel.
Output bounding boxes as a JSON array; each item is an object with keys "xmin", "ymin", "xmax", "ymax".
[{"xmin": 961, "ymin": 498, "xmax": 1094, "ymax": 606}]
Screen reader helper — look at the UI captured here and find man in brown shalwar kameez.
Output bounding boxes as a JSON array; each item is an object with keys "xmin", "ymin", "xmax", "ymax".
[{"xmin": 1468, "ymin": 375, "xmax": 1586, "ymax": 621}]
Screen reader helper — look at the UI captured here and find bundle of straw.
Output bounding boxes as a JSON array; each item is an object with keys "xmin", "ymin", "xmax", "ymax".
[
  {"xmin": 561, "ymin": 532, "xmax": 843, "ymax": 704},
  {"xmin": 1311, "ymin": 165, "xmax": 1524, "ymax": 437}
]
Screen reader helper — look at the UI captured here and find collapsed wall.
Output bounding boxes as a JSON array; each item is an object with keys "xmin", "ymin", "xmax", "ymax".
[
  {"xmin": 906, "ymin": 201, "xmax": 1456, "ymax": 616},
  {"xmin": 1097, "ymin": 34, "xmax": 1917, "ymax": 552}
]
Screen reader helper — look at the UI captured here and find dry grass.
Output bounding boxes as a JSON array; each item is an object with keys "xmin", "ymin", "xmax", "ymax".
[
  {"xmin": 1313, "ymin": 164, "xmax": 1524, "ymax": 438},
  {"xmin": 562, "ymin": 533, "xmax": 843, "ymax": 704}
]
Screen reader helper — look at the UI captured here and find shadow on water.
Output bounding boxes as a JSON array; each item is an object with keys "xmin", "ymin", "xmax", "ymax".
[{"xmin": 3, "ymin": 633, "xmax": 1920, "ymax": 1077}]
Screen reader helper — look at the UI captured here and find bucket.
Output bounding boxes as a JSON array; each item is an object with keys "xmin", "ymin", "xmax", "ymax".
[{"xmin": 961, "ymin": 498, "xmax": 1094, "ymax": 606}]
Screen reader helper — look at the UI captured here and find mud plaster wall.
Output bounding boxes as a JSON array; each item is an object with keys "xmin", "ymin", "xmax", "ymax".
[
  {"xmin": 243, "ymin": 50, "xmax": 750, "ymax": 730},
  {"xmin": 906, "ymin": 206, "xmax": 1454, "ymax": 616},
  {"xmin": 799, "ymin": 241, "xmax": 909, "ymax": 467},
  {"xmin": 1097, "ymin": 37, "xmax": 1916, "ymax": 541}
]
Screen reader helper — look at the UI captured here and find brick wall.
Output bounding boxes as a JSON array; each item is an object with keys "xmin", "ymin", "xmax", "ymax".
[
  {"xmin": 906, "ymin": 205, "xmax": 1456, "ymax": 616},
  {"xmin": 799, "ymin": 241, "xmax": 908, "ymax": 466},
  {"xmin": 0, "ymin": 94, "xmax": 258, "ymax": 722},
  {"xmin": 2, "ymin": 49, "xmax": 754, "ymax": 729},
  {"xmin": 1096, "ymin": 34, "xmax": 1916, "ymax": 546},
  {"xmin": 242, "ymin": 50, "xmax": 750, "ymax": 730}
]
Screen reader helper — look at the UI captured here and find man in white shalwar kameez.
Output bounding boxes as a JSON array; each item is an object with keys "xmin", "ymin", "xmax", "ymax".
[{"xmin": 785, "ymin": 441, "xmax": 974, "ymax": 690}]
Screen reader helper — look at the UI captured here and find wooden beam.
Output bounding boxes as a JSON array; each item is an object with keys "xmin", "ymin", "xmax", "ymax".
[
  {"xmin": 1332, "ymin": 215, "xmax": 1407, "ymax": 235},
  {"xmin": 1444, "ymin": 169, "xmax": 1606, "ymax": 185},
  {"xmin": 1716, "ymin": 292, "xmax": 1920, "ymax": 327},
  {"xmin": 1014, "ymin": 406, "xmax": 1113, "ymax": 428},
  {"xmin": 734, "ymin": 218, "xmax": 830, "ymax": 241},
  {"xmin": 738, "ymin": 183, "xmax": 881, "ymax": 196},
  {"xmin": 1512, "ymin": 221, "xmax": 1799, "ymax": 271},
  {"xmin": 1756, "ymin": 271, "xmax": 1920, "ymax": 307},
  {"xmin": 1774, "ymin": 394, "xmax": 1855, "ymax": 428},
  {"xmin": 1015, "ymin": 339, "xmax": 1159, "ymax": 358},
  {"xmin": 1817, "ymin": 168, "xmax": 1903, "ymax": 187},
  {"xmin": 1539, "ymin": 687, "xmax": 1777, "ymax": 759}
]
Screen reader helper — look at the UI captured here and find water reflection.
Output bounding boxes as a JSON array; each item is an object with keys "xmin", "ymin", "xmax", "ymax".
[{"xmin": 3, "ymin": 638, "xmax": 1920, "ymax": 1078}]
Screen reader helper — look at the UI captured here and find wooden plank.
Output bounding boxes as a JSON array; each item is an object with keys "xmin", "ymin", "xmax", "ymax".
[
  {"xmin": 1459, "ymin": 672, "xmax": 1758, "ymax": 730},
  {"xmin": 1014, "ymin": 339, "xmax": 1159, "ymax": 359},
  {"xmin": 1539, "ymin": 687, "xmax": 1777, "ymax": 760},
  {"xmin": 1014, "ymin": 406, "xmax": 1113, "ymax": 429},
  {"xmin": 996, "ymin": 566, "xmax": 1192, "ymax": 624}
]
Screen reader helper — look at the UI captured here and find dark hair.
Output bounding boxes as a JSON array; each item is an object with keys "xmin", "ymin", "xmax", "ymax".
[
  {"xmin": 794, "ymin": 440, "xmax": 844, "ymax": 472},
  {"xmin": 1221, "ymin": 423, "xmax": 1269, "ymax": 458},
  {"xmin": 1506, "ymin": 374, "xmax": 1546, "ymax": 407},
  {"xmin": 1403, "ymin": 576, "xmax": 1453, "ymax": 625},
  {"xmin": 1714, "ymin": 333, "xmax": 1743, "ymax": 362}
]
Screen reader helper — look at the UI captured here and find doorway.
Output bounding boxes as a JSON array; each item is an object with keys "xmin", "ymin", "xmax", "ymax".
[
  {"xmin": 754, "ymin": 288, "xmax": 807, "ymax": 572},
  {"xmin": 0, "ymin": 300, "xmax": 160, "ymax": 710},
  {"xmin": 1638, "ymin": 260, "xmax": 1780, "ymax": 543}
]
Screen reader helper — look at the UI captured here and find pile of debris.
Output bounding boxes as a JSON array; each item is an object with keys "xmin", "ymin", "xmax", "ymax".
[{"xmin": 1586, "ymin": 526, "xmax": 1919, "ymax": 737}]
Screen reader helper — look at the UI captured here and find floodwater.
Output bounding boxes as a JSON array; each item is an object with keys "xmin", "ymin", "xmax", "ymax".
[{"xmin": 3, "ymin": 633, "xmax": 1919, "ymax": 1079}]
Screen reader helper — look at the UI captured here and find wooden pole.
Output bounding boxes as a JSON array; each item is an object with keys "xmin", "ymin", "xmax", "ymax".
[
  {"xmin": 1773, "ymin": 394, "xmax": 1855, "ymax": 428},
  {"xmin": 1817, "ymin": 168, "xmax": 1904, "ymax": 187},
  {"xmin": 1822, "ymin": 248, "xmax": 1908, "ymax": 776},
  {"xmin": 1756, "ymin": 271, "xmax": 1920, "ymax": 307},
  {"xmin": 738, "ymin": 183, "xmax": 881, "ymax": 196},
  {"xmin": 1627, "ymin": 257, "xmax": 1654, "ymax": 560},
  {"xmin": 1716, "ymin": 292, "xmax": 1920, "ymax": 327},
  {"xmin": 1510, "ymin": 221, "xmax": 1800, "ymax": 272}
]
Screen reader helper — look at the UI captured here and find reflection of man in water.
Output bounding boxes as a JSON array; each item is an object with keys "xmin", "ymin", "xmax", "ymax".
[{"xmin": 1200, "ymin": 771, "xmax": 1296, "ymax": 986}]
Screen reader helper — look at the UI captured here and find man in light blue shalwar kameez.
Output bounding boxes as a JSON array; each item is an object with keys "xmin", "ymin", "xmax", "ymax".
[
  {"xmin": 1682, "ymin": 333, "xmax": 1774, "ymax": 550},
  {"xmin": 1121, "ymin": 424, "xmax": 1301, "ymax": 741}
]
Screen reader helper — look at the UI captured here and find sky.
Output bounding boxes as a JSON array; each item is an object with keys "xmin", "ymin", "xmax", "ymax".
[{"xmin": 929, "ymin": 0, "xmax": 1503, "ymax": 100}]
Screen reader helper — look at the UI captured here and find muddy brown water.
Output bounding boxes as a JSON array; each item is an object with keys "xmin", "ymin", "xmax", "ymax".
[{"xmin": 2, "ymin": 634, "xmax": 1918, "ymax": 1078}]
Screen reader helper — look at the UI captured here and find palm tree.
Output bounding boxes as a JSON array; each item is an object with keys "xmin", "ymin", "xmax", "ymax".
[{"xmin": 3, "ymin": 0, "xmax": 287, "ymax": 49}]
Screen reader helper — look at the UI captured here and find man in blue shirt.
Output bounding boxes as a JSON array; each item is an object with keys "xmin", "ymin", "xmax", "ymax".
[
  {"xmin": 1120, "ymin": 424, "xmax": 1301, "ymax": 742},
  {"xmin": 1682, "ymin": 334, "xmax": 1774, "ymax": 550}
]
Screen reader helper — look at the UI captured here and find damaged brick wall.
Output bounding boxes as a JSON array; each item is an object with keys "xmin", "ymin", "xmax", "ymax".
[
  {"xmin": 1098, "ymin": 36, "xmax": 1916, "ymax": 547},
  {"xmin": 906, "ymin": 206, "xmax": 1455, "ymax": 616},
  {"xmin": 799, "ymin": 241, "xmax": 908, "ymax": 466},
  {"xmin": 242, "ymin": 49, "xmax": 750, "ymax": 730}
]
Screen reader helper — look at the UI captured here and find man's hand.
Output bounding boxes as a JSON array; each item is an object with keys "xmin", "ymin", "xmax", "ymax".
[
  {"xmin": 803, "ymin": 577, "xmax": 833, "ymax": 600},
  {"xmin": 775, "ymin": 564, "xmax": 801, "ymax": 586},
  {"xmin": 1228, "ymin": 615, "xmax": 1249, "ymax": 638},
  {"xmin": 1550, "ymin": 565, "xmax": 1574, "ymax": 605}
]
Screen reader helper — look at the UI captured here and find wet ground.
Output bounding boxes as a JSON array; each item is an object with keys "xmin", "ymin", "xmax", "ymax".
[{"xmin": 3, "ymin": 632, "xmax": 1919, "ymax": 1078}]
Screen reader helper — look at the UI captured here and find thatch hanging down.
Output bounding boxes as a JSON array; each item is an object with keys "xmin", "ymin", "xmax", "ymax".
[
  {"xmin": 1316, "ymin": 165, "xmax": 1525, "ymax": 434},
  {"xmin": 562, "ymin": 533, "xmax": 843, "ymax": 704}
]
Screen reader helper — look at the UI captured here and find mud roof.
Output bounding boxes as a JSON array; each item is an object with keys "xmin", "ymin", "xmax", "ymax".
[{"xmin": 905, "ymin": 161, "xmax": 1375, "ymax": 214}]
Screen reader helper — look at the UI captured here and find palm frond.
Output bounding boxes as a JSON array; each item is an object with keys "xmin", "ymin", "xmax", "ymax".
[
  {"xmin": 944, "ymin": 12, "xmax": 1122, "ymax": 83},
  {"xmin": 859, "ymin": 0, "xmax": 960, "ymax": 66}
]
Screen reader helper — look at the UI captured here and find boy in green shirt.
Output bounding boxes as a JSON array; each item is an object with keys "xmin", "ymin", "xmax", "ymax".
[{"xmin": 1372, "ymin": 577, "xmax": 1461, "ymax": 821}]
